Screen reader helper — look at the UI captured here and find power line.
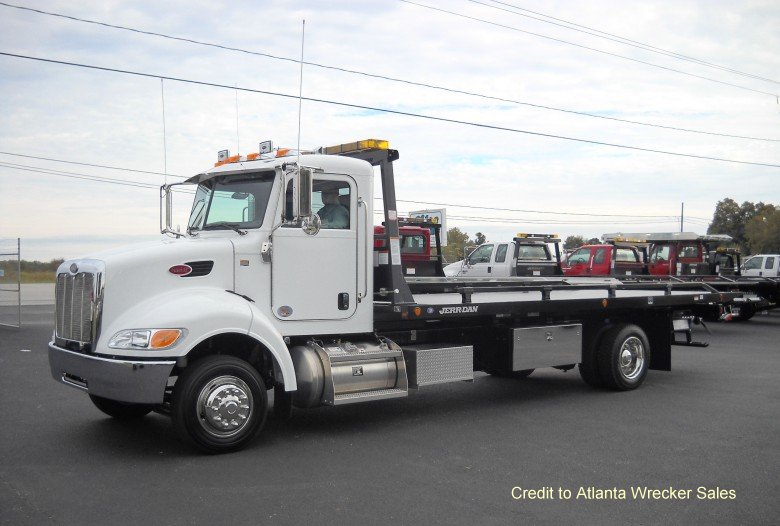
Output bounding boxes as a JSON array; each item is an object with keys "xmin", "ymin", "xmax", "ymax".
[
  {"xmin": 389, "ymin": 198, "xmax": 679, "ymax": 219},
  {"xmin": 399, "ymin": 0, "xmax": 778, "ymax": 98},
  {"xmin": 472, "ymin": 0, "xmax": 779, "ymax": 86},
  {"xmin": 0, "ymin": 2, "xmax": 776, "ymax": 143},
  {"xmin": 2, "ymin": 52, "xmax": 779, "ymax": 169},
  {"xmin": 371, "ymin": 210, "xmax": 682, "ymax": 226},
  {"xmin": 3, "ymin": 159, "xmax": 711, "ymax": 226},
  {"xmin": 0, "ymin": 151, "xmax": 186, "ymax": 178},
  {"xmin": 0, "ymin": 162, "xmax": 159, "ymax": 189},
  {"xmin": 0, "ymin": 162, "xmax": 194, "ymax": 193},
  {"xmin": 0, "ymin": 151, "xmax": 718, "ymax": 221}
]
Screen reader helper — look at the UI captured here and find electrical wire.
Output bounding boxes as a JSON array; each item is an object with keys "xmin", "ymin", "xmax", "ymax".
[
  {"xmin": 0, "ymin": 2, "xmax": 776, "ymax": 143},
  {"xmin": 2, "ymin": 52, "xmax": 779, "ymax": 169},
  {"xmin": 2, "ymin": 160, "xmax": 706, "ymax": 226},
  {"xmin": 473, "ymin": 0, "xmax": 780, "ymax": 86},
  {"xmin": 0, "ymin": 151, "xmax": 186, "ymax": 178},
  {"xmin": 399, "ymin": 0, "xmax": 778, "ymax": 98},
  {"xmin": 0, "ymin": 152, "xmax": 707, "ymax": 220}
]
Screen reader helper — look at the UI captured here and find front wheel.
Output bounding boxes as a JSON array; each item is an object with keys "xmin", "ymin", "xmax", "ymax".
[
  {"xmin": 89, "ymin": 394, "xmax": 152, "ymax": 419},
  {"xmin": 596, "ymin": 324, "xmax": 651, "ymax": 391},
  {"xmin": 172, "ymin": 356, "xmax": 268, "ymax": 453}
]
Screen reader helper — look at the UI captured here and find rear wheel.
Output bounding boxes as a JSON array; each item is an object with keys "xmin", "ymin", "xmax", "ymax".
[
  {"xmin": 172, "ymin": 356, "xmax": 268, "ymax": 453},
  {"xmin": 734, "ymin": 303, "xmax": 755, "ymax": 322},
  {"xmin": 596, "ymin": 324, "xmax": 651, "ymax": 391},
  {"xmin": 89, "ymin": 394, "xmax": 152, "ymax": 419},
  {"xmin": 579, "ymin": 342, "xmax": 604, "ymax": 388}
]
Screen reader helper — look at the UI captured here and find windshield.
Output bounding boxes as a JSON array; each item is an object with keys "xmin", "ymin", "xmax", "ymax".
[
  {"xmin": 188, "ymin": 172, "xmax": 275, "ymax": 232},
  {"xmin": 516, "ymin": 244, "xmax": 549, "ymax": 260}
]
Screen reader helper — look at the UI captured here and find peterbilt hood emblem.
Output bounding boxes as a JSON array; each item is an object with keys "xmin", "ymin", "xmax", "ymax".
[{"xmin": 69, "ymin": 263, "xmax": 79, "ymax": 274}]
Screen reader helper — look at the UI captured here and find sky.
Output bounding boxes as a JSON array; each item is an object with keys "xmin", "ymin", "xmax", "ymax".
[{"xmin": 0, "ymin": 0, "xmax": 778, "ymax": 261}]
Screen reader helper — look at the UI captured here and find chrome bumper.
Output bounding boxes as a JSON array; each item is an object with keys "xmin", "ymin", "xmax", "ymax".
[{"xmin": 48, "ymin": 343, "xmax": 176, "ymax": 404}]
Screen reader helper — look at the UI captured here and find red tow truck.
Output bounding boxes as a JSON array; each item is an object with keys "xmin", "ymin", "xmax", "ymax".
[
  {"xmin": 562, "ymin": 235, "xmax": 648, "ymax": 277},
  {"xmin": 646, "ymin": 233, "xmax": 738, "ymax": 276}
]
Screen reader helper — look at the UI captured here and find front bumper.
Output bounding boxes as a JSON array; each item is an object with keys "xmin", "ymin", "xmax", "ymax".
[{"xmin": 48, "ymin": 342, "xmax": 176, "ymax": 404}]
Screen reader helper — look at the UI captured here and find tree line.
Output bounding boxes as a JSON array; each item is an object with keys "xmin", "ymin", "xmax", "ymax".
[{"xmin": 707, "ymin": 198, "xmax": 780, "ymax": 254}]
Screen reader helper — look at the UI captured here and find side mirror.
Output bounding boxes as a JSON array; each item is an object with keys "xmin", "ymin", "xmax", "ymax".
[
  {"xmin": 295, "ymin": 167, "xmax": 319, "ymax": 235},
  {"xmin": 297, "ymin": 167, "xmax": 312, "ymax": 218}
]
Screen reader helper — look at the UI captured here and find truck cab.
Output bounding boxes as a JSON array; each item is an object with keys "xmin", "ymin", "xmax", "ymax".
[
  {"xmin": 444, "ymin": 234, "xmax": 562, "ymax": 277},
  {"xmin": 741, "ymin": 254, "xmax": 780, "ymax": 278},
  {"xmin": 562, "ymin": 240, "xmax": 646, "ymax": 277}
]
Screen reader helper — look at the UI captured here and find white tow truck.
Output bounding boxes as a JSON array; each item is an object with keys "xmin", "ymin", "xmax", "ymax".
[
  {"xmin": 48, "ymin": 139, "xmax": 742, "ymax": 452},
  {"xmin": 443, "ymin": 234, "xmax": 562, "ymax": 277}
]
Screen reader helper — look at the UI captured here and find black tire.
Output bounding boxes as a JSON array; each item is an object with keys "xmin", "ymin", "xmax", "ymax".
[
  {"xmin": 579, "ymin": 341, "xmax": 604, "ymax": 388},
  {"xmin": 89, "ymin": 394, "xmax": 152, "ymax": 419},
  {"xmin": 596, "ymin": 324, "xmax": 651, "ymax": 391},
  {"xmin": 273, "ymin": 384, "xmax": 293, "ymax": 420},
  {"xmin": 172, "ymin": 356, "xmax": 267, "ymax": 453},
  {"xmin": 734, "ymin": 303, "xmax": 755, "ymax": 322}
]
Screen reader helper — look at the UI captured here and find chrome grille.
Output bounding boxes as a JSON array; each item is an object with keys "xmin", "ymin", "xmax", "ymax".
[{"xmin": 56, "ymin": 272, "xmax": 95, "ymax": 343}]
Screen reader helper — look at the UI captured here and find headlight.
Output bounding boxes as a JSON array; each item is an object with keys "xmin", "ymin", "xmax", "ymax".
[{"xmin": 108, "ymin": 329, "xmax": 184, "ymax": 350}]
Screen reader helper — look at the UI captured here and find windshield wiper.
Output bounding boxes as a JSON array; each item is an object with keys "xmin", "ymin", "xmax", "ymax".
[{"xmin": 202, "ymin": 222, "xmax": 248, "ymax": 235}]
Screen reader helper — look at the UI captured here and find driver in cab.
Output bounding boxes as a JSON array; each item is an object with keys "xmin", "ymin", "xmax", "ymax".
[{"xmin": 317, "ymin": 189, "xmax": 349, "ymax": 229}]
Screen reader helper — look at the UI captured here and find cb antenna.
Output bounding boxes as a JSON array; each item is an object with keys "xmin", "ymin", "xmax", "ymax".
[{"xmin": 296, "ymin": 19, "xmax": 305, "ymax": 166}]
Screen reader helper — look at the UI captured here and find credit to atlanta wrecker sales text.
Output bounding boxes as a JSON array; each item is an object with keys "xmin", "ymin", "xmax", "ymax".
[{"xmin": 511, "ymin": 486, "xmax": 736, "ymax": 500}]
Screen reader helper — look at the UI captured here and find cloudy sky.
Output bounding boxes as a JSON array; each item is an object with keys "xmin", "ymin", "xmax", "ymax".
[{"xmin": 1, "ymin": 0, "xmax": 778, "ymax": 261}]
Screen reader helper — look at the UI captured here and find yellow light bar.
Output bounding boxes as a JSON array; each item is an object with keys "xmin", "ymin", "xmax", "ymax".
[
  {"xmin": 323, "ymin": 139, "xmax": 389, "ymax": 155},
  {"xmin": 516, "ymin": 233, "xmax": 560, "ymax": 240}
]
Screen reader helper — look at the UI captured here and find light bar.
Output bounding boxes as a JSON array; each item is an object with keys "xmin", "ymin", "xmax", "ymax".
[{"xmin": 320, "ymin": 139, "xmax": 389, "ymax": 155}]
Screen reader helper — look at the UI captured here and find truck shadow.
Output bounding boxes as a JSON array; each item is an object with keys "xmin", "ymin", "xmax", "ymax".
[{"xmin": 60, "ymin": 371, "xmax": 624, "ymax": 457}]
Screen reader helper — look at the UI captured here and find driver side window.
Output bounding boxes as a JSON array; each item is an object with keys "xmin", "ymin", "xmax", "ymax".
[{"xmin": 469, "ymin": 244, "xmax": 494, "ymax": 264}]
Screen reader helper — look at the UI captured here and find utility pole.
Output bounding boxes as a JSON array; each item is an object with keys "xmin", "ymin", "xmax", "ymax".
[{"xmin": 680, "ymin": 202, "xmax": 684, "ymax": 232}]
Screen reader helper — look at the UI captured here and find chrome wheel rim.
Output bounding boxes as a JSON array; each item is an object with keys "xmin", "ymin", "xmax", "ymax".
[
  {"xmin": 618, "ymin": 336, "xmax": 645, "ymax": 380},
  {"xmin": 196, "ymin": 375, "xmax": 253, "ymax": 438}
]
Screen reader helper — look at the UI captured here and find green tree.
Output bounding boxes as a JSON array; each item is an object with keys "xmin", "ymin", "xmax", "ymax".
[
  {"xmin": 473, "ymin": 232, "xmax": 487, "ymax": 245},
  {"xmin": 564, "ymin": 235, "xmax": 586, "ymax": 249},
  {"xmin": 707, "ymin": 198, "xmax": 766, "ymax": 252},
  {"xmin": 587, "ymin": 237, "xmax": 600, "ymax": 244},
  {"xmin": 443, "ymin": 227, "xmax": 472, "ymax": 262},
  {"xmin": 744, "ymin": 205, "xmax": 780, "ymax": 253}
]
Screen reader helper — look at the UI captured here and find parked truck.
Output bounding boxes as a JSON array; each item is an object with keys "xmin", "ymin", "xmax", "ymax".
[
  {"xmin": 562, "ymin": 235, "xmax": 647, "ymax": 277},
  {"xmin": 741, "ymin": 254, "xmax": 780, "ymax": 278},
  {"xmin": 48, "ymin": 139, "xmax": 742, "ymax": 453},
  {"xmin": 443, "ymin": 234, "xmax": 562, "ymax": 277}
]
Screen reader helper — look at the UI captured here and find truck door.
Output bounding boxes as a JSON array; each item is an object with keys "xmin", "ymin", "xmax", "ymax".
[
  {"xmin": 764, "ymin": 256, "xmax": 778, "ymax": 277},
  {"xmin": 493, "ymin": 243, "xmax": 509, "ymax": 276},
  {"xmin": 563, "ymin": 247, "xmax": 592, "ymax": 276},
  {"xmin": 461, "ymin": 244, "xmax": 494, "ymax": 277},
  {"xmin": 742, "ymin": 256, "xmax": 763, "ymax": 277},
  {"xmin": 590, "ymin": 247, "xmax": 609, "ymax": 275},
  {"xmin": 271, "ymin": 175, "xmax": 358, "ymax": 321},
  {"xmin": 648, "ymin": 244, "xmax": 671, "ymax": 275}
]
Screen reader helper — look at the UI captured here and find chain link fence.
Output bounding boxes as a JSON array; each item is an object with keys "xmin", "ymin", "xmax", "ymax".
[{"xmin": 0, "ymin": 238, "xmax": 21, "ymax": 328}]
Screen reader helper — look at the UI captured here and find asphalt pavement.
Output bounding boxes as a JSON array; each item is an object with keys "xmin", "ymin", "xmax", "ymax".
[{"xmin": 1, "ymin": 307, "xmax": 778, "ymax": 525}]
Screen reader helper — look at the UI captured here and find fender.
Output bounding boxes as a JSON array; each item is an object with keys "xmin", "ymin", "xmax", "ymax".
[
  {"xmin": 246, "ymin": 303, "xmax": 297, "ymax": 392},
  {"xmin": 97, "ymin": 287, "xmax": 297, "ymax": 391}
]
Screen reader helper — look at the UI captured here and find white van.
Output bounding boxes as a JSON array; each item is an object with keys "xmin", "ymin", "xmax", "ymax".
[{"xmin": 741, "ymin": 254, "xmax": 780, "ymax": 277}]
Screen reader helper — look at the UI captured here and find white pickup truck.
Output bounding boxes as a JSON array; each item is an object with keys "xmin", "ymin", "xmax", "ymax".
[
  {"xmin": 742, "ymin": 254, "xmax": 780, "ymax": 277},
  {"xmin": 443, "ymin": 234, "xmax": 562, "ymax": 277}
]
